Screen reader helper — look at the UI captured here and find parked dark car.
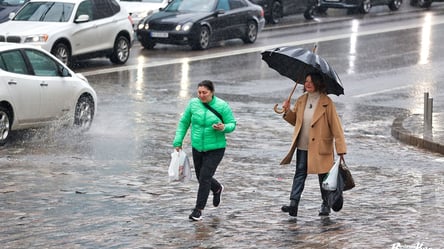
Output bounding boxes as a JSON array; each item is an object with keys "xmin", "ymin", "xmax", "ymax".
[
  {"xmin": 249, "ymin": 0, "xmax": 319, "ymax": 24},
  {"xmin": 410, "ymin": 0, "xmax": 442, "ymax": 7},
  {"xmin": 317, "ymin": 0, "xmax": 402, "ymax": 14},
  {"xmin": 136, "ymin": 0, "xmax": 265, "ymax": 50},
  {"xmin": 0, "ymin": 0, "xmax": 27, "ymax": 23}
]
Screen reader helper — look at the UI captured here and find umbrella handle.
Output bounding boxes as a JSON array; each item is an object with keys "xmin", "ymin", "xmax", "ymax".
[
  {"xmin": 273, "ymin": 104, "xmax": 285, "ymax": 114},
  {"xmin": 274, "ymin": 82, "xmax": 298, "ymax": 114}
]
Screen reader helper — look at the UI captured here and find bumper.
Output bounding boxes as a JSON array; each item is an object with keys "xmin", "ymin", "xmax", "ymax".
[{"xmin": 137, "ymin": 30, "xmax": 194, "ymax": 46}]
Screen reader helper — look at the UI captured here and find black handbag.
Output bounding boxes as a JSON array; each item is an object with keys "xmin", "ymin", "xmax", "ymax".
[{"xmin": 339, "ymin": 160, "xmax": 355, "ymax": 191}]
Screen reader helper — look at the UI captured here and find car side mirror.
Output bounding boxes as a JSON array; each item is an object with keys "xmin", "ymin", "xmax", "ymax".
[
  {"xmin": 9, "ymin": 12, "xmax": 16, "ymax": 20},
  {"xmin": 75, "ymin": 14, "xmax": 90, "ymax": 23},
  {"xmin": 215, "ymin": 9, "xmax": 225, "ymax": 15}
]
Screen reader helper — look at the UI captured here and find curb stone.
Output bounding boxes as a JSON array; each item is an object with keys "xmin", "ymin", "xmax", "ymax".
[{"xmin": 391, "ymin": 112, "xmax": 444, "ymax": 155}]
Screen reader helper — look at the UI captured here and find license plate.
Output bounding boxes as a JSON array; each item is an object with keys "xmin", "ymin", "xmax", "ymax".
[{"xmin": 151, "ymin": 32, "xmax": 168, "ymax": 38}]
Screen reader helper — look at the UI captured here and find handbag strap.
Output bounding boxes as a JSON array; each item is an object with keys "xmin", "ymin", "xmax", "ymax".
[{"xmin": 203, "ymin": 102, "xmax": 224, "ymax": 123}]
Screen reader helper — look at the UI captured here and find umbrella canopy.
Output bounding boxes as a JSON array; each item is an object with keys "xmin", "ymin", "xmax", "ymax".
[{"xmin": 261, "ymin": 46, "xmax": 344, "ymax": 96}]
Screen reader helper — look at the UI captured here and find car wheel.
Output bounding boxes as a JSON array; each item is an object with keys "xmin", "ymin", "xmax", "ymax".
[
  {"xmin": 110, "ymin": 35, "xmax": 130, "ymax": 64},
  {"xmin": 74, "ymin": 95, "xmax": 94, "ymax": 131},
  {"xmin": 242, "ymin": 21, "xmax": 258, "ymax": 44},
  {"xmin": 304, "ymin": 6, "xmax": 316, "ymax": 20},
  {"xmin": 267, "ymin": 0, "xmax": 282, "ymax": 24},
  {"xmin": 358, "ymin": 0, "xmax": 371, "ymax": 13},
  {"xmin": 416, "ymin": 0, "xmax": 432, "ymax": 7},
  {"xmin": 388, "ymin": 0, "xmax": 402, "ymax": 10},
  {"xmin": 0, "ymin": 106, "xmax": 11, "ymax": 146},
  {"xmin": 51, "ymin": 42, "xmax": 71, "ymax": 67},
  {"xmin": 191, "ymin": 26, "xmax": 210, "ymax": 50}
]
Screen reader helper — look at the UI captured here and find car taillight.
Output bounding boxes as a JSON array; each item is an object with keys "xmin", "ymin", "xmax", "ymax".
[{"xmin": 260, "ymin": 8, "xmax": 264, "ymax": 17}]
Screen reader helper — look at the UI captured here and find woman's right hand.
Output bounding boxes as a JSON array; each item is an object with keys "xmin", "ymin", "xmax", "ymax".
[
  {"xmin": 175, "ymin": 147, "xmax": 182, "ymax": 152},
  {"xmin": 282, "ymin": 100, "xmax": 290, "ymax": 112}
]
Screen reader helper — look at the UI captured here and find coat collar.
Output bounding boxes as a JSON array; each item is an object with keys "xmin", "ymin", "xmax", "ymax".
[{"xmin": 297, "ymin": 93, "xmax": 330, "ymax": 124}]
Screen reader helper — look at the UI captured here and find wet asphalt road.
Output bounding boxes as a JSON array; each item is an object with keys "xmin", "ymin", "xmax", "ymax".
[{"xmin": 1, "ymin": 5, "xmax": 444, "ymax": 249}]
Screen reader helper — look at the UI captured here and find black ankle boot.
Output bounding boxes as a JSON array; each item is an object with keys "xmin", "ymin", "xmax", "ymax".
[{"xmin": 281, "ymin": 200, "xmax": 298, "ymax": 216}]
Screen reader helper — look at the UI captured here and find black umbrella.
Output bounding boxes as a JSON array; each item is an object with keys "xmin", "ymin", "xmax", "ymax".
[{"xmin": 261, "ymin": 45, "xmax": 344, "ymax": 112}]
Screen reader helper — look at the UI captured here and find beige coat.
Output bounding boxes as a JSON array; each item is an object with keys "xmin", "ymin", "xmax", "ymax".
[{"xmin": 280, "ymin": 93, "xmax": 347, "ymax": 174}]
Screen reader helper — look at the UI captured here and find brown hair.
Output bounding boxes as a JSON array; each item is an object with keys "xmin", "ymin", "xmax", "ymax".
[{"xmin": 305, "ymin": 72, "xmax": 327, "ymax": 94}]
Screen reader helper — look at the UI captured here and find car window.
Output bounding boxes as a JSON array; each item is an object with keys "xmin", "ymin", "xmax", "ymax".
[
  {"xmin": 229, "ymin": 0, "xmax": 246, "ymax": 9},
  {"xmin": 76, "ymin": 0, "xmax": 93, "ymax": 20},
  {"xmin": 0, "ymin": 56, "xmax": 5, "ymax": 70},
  {"xmin": 0, "ymin": 50, "xmax": 30, "ymax": 75},
  {"xmin": 92, "ymin": 0, "xmax": 120, "ymax": 19},
  {"xmin": 217, "ymin": 0, "xmax": 229, "ymax": 10},
  {"xmin": 14, "ymin": 2, "xmax": 74, "ymax": 22},
  {"xmin": 166, "ymin": 0, "xmax": 217, "ymax": 12},
  {"xmin": 24, "ymin": 49, "xmax": 61, "ymax": 76}
]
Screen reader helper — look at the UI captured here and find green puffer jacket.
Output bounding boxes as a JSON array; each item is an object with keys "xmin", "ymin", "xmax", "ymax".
[{"xmin": 173, "ymin": 96, "xmax": 236, "ymax": 152}]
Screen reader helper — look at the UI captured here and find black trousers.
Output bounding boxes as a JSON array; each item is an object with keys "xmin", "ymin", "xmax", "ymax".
[
  {"xmin": 290, "ymin": 149, "xmax": 329, "ymax": 206},
  {"xmin": 192, "ymin": 147, "xmax": 225, "ymax": 210}
]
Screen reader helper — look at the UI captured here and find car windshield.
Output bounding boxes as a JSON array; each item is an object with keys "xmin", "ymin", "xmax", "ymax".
[
  {"xmin": 13, "ymin": 1, "xmax": 74, "ymax": 22},
  {"xmin": 164, "ymin": 0, "xmax": 217, "ymax": 12},
  {"xmin": 0, "ymin": 0, "xmax": 26, "ymax": 6}
]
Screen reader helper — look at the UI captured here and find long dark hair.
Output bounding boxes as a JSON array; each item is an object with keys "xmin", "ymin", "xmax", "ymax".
[{"xmin": 304, "ymin": 72, "xmax": 327, "ymax": 94}]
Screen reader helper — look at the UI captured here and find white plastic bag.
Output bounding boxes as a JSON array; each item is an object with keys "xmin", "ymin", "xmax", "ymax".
[
  {"xmin": 168, "ymin": 150, "xmax": 191, "ymax": 182},
  {"xmin": 322, "ymin": 159, "xmax": 340, "ymax": 191}
]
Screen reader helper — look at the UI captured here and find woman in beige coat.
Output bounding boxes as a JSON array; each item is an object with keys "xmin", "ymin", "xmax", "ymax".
[{"xmin": 280, "ymin": 72, "xmax": 347, "ymax": 217}]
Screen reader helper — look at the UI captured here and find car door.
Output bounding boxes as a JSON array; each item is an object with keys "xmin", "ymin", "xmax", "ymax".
[
  {"xmin": 0, "ymin": 49, "xmax": 41, "ymax": 124},
  {"xmin": 211, "ymin": 0, "xmax": 245, "ymax": 40},
  {"xmin": 88, "ymin": 0, "xmax": 120, "ymax": 51},
  {"xmin": 23, "ymin": 49, "xmax": 74, "ymax": 121},
  {"xmin": 70, "ymin": 0, "xmax": 102, "ymax": 55}
]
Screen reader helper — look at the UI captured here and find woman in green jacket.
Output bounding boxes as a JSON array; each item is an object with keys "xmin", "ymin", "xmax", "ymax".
[{"xmin": 173, "ymin": 80, "xmax": 236, "ymax": 221}]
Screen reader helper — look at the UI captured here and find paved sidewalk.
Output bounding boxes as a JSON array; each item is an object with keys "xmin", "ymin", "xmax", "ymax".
[{"xmin": 392, "ymin": 112, "xmax": 444, "ymax": 155}]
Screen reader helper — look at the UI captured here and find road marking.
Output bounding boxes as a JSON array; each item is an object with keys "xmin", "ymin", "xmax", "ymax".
[
  {"xmin": 81, "ymin": 16, "xmax": 444, "ymax": 77},
  {"xmin": 352, "ymin": 85, "xmax": 412, "ymax": 98}
]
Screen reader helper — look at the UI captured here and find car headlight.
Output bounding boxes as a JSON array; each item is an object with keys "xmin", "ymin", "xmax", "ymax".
[
  {"xmin": 175, "ymin": 22, "xmax": 193, "ymax": 32},
  {"xmin": 138, "ymin": 22, "xmax": 149, "ymax": 30},
  {"xmin": 24, "ymin": 34, "xmax": 48, "ymax": 43}
]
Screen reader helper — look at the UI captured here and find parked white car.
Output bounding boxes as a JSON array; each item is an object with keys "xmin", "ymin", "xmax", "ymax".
[
  {"xmin": 0, "ymin": 0, "xmax": 134, "ymax": 67},
  {"xmin": 119, "ymin": 0, "xmax": 169, "ymax": 28},
  {"xmin": 0, "ymin": 42, "xmax": 97, "ymax": 146}
]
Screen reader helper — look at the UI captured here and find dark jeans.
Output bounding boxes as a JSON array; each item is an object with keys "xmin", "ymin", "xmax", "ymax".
[
  {"xmin": 192, "ymin": 147, "xmax": 225, "ymax": 210},
  {"xmin": 290, "ymin": 149, "xmax": 329, "ymax": 206}
]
